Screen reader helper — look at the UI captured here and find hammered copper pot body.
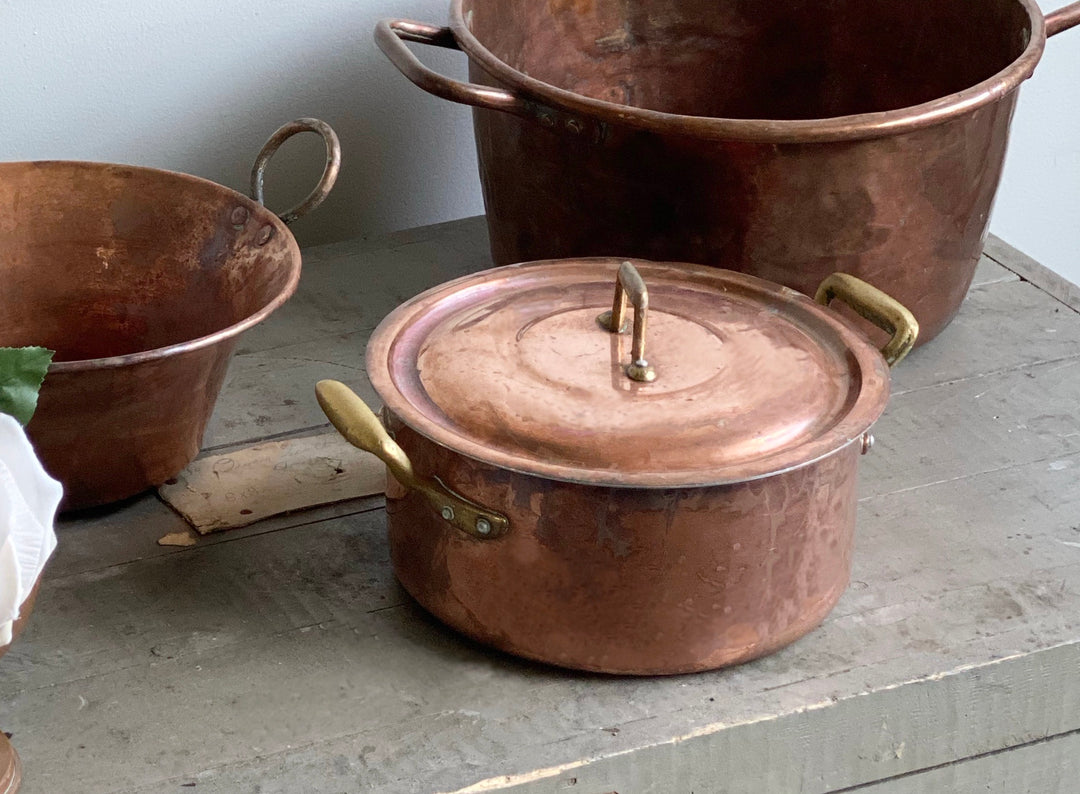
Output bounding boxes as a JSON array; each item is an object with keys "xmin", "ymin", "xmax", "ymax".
[
  {"xmin": 317, "ymin": 259, "xmax": 914, "ymax": 674},
  {"xmin": 386, "ymin": 418, "xmax": 861, "ymax": 675},
  {"xmin": 471, "ymin": 97, "xmax": 1013, "ymax": 346},
  {"xmin": 377, "ymin": 0, "xmax": 1080, "ymax": 345}
]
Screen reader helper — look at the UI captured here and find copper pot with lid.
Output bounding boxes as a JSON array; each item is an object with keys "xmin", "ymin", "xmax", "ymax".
[{"xmin": 318, "ymin": 259, "xmax": 917, "ymax": 674}]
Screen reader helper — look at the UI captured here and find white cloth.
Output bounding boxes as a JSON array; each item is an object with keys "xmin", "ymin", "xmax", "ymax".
[{"xmin": 0, "ymin": 413, "xmax": 61, "ymax": 645}]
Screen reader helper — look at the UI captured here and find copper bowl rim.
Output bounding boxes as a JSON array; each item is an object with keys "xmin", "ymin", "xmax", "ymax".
[
  {"xmin": 448, "ymin": 0, "xmax": 1047, "ymax": 143},
  {"xmin": 1, "ymin": 160, "xmax": 302, "ymax": 374},
  {"xmin": 366, "ymin": 258, "xmax": 893, "ymax": 489}
]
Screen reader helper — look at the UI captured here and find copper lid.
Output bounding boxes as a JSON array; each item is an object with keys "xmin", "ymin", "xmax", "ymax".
[{"xmin": 367, "ymin": 259, "xmax": 891, "ymax": 487}]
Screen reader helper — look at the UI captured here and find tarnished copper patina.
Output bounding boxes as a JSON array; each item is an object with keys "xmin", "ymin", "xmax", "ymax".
[
  {"xmin": 318, "ymin": 259, "xmax": 917, "ymax": 674},
  {"xmin": 0, "ymin": 119, "xmax": 341, "ymax": 510},
  {"xmin": 376, "ymin": 0, "xmax": 1080, "ymax": 345},
  {"xmin": 0, "ymin": 577, "xmax": 42, "ymax": 794}
]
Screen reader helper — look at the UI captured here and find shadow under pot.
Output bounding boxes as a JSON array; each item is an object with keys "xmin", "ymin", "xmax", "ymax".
[{"xmin": 318, "ymin": 259, "xmax": 918, "ymax": 675}]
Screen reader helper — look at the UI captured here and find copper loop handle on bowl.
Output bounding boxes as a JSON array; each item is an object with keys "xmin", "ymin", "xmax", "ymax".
[
  {"xmin": 814, "ymin": 273, "xmax": 919, "ymax": 367},
  {"xmin": 250, "ymin": 118, "xmax": 342, "ymax": 226},
  {"xmin": 597, "ymin": 261, "xmax": 657, "ymax": 383},
  {"xmin": 315, "ymin": 380, "xmax": 509, "ymax": 540}
]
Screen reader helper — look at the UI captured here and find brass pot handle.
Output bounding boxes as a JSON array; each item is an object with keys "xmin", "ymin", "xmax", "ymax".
[
  {"xmin": 250, "ymin": 118, "xmax": 342, "ymax": 225},
  {"xmin": 597, "ymin": 261, "xmax": 657, "ymax": 383},
  {"xmin": 315, "ymin": 380, "xmax": 508, "ymax": 539},
  {"xmin": 814, "ymin": 273, "xmax": 919, "ymax": 367}
]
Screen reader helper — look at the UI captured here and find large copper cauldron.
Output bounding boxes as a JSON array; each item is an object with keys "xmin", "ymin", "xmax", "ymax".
[
  {"xmin": 376, "ymin": 0, "xmax": 1080, "ymax": 345},
  {"xmin": 0, "ymin": 577, "xmax": 42, "ymax": 794},
  {"xmin": 0, "ymin": 119, "xmax": 341, "ymax": 510},
  {"xmin": 317, "ymin": 260, "xmax": 917, "ymax": 674}
]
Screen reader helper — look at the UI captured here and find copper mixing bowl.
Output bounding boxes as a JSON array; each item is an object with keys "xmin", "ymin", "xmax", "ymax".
[{"xmin": 0, "ymin": 119, "xmax": 340, "ymax": 510}]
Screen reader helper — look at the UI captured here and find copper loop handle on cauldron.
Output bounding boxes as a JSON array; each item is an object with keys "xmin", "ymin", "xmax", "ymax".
[
  {"xmin": 375, "ymin": 20, "xmax": 527, "ymax": 116},
  {"xmin": 315, "ymin": 380, "xmax": 509, "ymax": 540},
  {"xmin": 814, "ymin": 273, "xmax": 919, "ymax": 367},
  {"xmin": 375, "ymin": 19, "xmax": 606, "ymax": 143},
  {"xmin": 598, "ymin": 261, "xmax": 657, "ymax": 383},
  {"xmin": 1046, "ymin": 1, "xmax": 1080, "ymax": 37},
  {"xmin": 250, "ymin": 118, "xmax": 342, "ymax": 225}
]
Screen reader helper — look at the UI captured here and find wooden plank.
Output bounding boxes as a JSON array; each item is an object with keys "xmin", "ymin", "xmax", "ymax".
[
  {"xmin": 1, "ymin": 509, "xmax": 405, "ymax": 699},
  {"xmin": 158, "ymin": 433, "xmax": 385, "ymax": 533},
  {"xmin": 43, "ymin": 643, "xmax": 1080, "ymax": 794},
  {"xmin": 6, "ymin": 447, "xmax": 1080, "ymax": 793},
  {"xmin": 841, "ymin": 728, "xmax": 1080, "ymax": 793},
  {"xmin": 424, "ymin": 646, "xmax": 1080, "ymax": 794},
  {"xmin": 202, "ymin": 334, "xmax": 378, "ymax": 451},
  {"xmin": 861, "ymin": 356, "xmax": 1080, "ymax": 499},
  {"xmin": 970, "ymin": 252, "xmax": 1020, "ymax": 289},
  {"xmin": 47, "ymin": 493, "xmax": 383, "ymax": 580},
  {"xmin": 202, "ymin": 216, "xmax": 493, "ymax": 448},
  {"xmin": 234, "ymin": 215, "xmax": 493, "ymax": 358},
  {"xmin": 891, "ymin": 279, "xmax": 1080, "ymax": 395},
  {"xmin": 985, "ymin": 233, "xmax": 1080, "ymax": 313},
  {"xmin": 5, "ymin": 222, "xmax": 1079, "ymax": 794}
]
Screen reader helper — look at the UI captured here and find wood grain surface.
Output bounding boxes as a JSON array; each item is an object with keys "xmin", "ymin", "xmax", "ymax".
[{"xmin": 2, "ymin": 218, "xmax": 1078, "ymax": 793}]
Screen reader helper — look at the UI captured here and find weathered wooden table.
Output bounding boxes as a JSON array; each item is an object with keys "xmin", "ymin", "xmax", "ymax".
[{"xmin": 2, "ymin": 217, "xmax": 1079, "ymax": 793}]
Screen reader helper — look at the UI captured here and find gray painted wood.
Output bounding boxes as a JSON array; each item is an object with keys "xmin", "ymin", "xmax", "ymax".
[
  {"xmin": 45, "ymin": 492, "xmax": 383, "ymax": 580},
  {"xmin": 3, "ymin": 219, "xmax": 1079, "ymax": 793},
  {"xmin": 892, "ymin": 279, "xmax": 1080, "ymax": 394},
  {"xmin": 846, "ymin": 727, "xmax": 1080, "ymax": 794},
  {"xmin": 970, "ymin": 251, "xmax": 1019, "ymax": 289},
  {"xmin": 985, "ymin": 233, "xmax": 1080, "ymax": 313},
  {"xmin": 203, "ymin": 215, "xmax": 493, "ymax": 449},
  {"xmin": 8, "ymin": 450, "xmax": 1080, "ymax": 793}
]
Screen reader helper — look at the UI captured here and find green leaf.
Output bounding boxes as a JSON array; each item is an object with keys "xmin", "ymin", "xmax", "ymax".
[{"xmin": 0, "ymin": 346, "xmax": 55, "ymax": 426}]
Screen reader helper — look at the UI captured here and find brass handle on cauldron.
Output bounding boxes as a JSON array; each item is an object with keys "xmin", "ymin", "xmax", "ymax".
[
  {"xmin": 250, "ymin": 118, "xmax": 342, "ymax": 226},
  {"xmin": 814, "ymin": 273, "xmax": 919, "ymax": 367},
  {"xmin": 598, "ymin": 261, "xmax": 657, "ymax": 383},
  {"xmin": 315, "ymin": 380, "xmax": 509, "ymax": 540}
]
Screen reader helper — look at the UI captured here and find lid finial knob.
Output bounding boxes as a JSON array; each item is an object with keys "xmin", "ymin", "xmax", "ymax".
[{"xmin": 598, "ymin": 261, "xmax": 657, "ymax": 383}]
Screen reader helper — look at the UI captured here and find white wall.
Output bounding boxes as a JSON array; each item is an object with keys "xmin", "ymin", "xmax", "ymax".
[
  {"xmin": 0, "ymin": 2, "xmax": 1077, "ymax": 284},
  {"xmin": 0, "ymin": 1, "xmax": 486, "ymax": 249},
  {"xmin": 992, "ymin": 1, "xmax": 1080, "ymax": 285}
]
